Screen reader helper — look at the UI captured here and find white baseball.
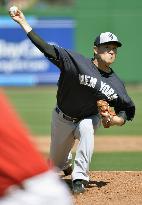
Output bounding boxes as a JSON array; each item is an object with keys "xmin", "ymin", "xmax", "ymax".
[{"xmin": 9, "ymin": 6, "xmax": 18, "ymax": 15}]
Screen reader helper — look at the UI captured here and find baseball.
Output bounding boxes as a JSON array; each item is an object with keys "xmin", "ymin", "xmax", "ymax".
[{"xmin": 9, "ymin": 6, "xmax": 18, "ymax": 15}]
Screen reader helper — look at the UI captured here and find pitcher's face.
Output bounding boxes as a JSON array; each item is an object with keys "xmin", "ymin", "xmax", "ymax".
[{"xmin": 94, "ymin": 43, "xmax": 118, "ymax": 65}]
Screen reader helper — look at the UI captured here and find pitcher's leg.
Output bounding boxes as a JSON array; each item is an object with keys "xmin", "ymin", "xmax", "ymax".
[
  {"xmin": 72, "ymin": 116, "xmax": 100, "ymax": 182},
  {"xmin": 63, "ymin": 152, "xmax": 72, "ymax": 168},
  {"xmin": 72, "ymin": 119, "xmax": 94, "ymax": 182},
  {"xmin": 50, "ymin": 110, "xmax": 75, "ymax": 170}
]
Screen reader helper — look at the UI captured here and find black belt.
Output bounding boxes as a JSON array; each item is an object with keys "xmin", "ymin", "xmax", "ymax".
[{"xmin": 55, "ymin": 107, "xmax": 80, "ymax": 123}]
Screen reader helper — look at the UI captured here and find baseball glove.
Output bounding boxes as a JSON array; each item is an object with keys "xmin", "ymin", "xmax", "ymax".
[{"xmin": 97, "ymin": 100, "xmax": 116, "ymax": 128}]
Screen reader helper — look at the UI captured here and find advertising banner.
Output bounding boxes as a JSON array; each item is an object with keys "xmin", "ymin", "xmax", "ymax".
[{"xmin": 0, "ymin": 17, "xmax": 75, "ymax": 86}]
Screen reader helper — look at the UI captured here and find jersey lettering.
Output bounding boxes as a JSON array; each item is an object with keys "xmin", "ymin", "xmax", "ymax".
[
  {"xmin": 79, "ymin": 74, "xmax": 118, "ymax": 100},
  {"xmin": 79, "ymin": 74, "xmax": 97, "ymax": 88},
  {"xmin": 100, "ymin": 81, "xmax": 118, "ymax": 100}
]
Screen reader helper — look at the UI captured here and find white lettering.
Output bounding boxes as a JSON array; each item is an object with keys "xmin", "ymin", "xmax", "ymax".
[
  {"xmin": 79, "ymin": 76, "xmax": 118, "ymax": 100},
  {"xmin": 100, "ymin": 80, "xmax": 118, "ymax": 100},
  {"xmin": 106, "ymin": 88, "xmax": 114, "ymax": 97},
  {"xmin": 90, "ymin": 77, "xmax": 97, "ymax": 88},
  {"xmin": 111, "ymin": 94, "xmax": 118, "ymax": 99},
  {"xmin": 100, "ymin": 81, "xmax": 106, "ymax": 91},
  {"xmin": 0, "ymin": 39, "xmax": 56, "ymax": 73},
  {"xmin": 102, "ymin": 85, "xmax": 110, "ymax": 94},
  {"xmin": 79, "ymin": 74, "xmax": 97, "ymax": 89},
  {"xmin": 0, "ymin": 39, "xmax": 58, "ymax": 59},
  {"xmin": 79, "ymin": 74, "xmax": 84, "ymax": 84},
  {"xmin": 84, "ymin": 75, "xmax": 90, "ymax": 86},
  {"xmin": 0, "ymin": 60, "xmax": 48, "ymax": 73}
]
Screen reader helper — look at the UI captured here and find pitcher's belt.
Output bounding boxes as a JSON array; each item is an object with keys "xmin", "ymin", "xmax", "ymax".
[{"xmin": 55, "ymin": 107, "xmax": 80, "ymax": 123}]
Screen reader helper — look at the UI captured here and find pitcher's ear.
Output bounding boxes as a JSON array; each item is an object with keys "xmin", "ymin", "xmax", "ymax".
[{"xmin": 94, "ymin": 46, "xmax": 98, "ymax": 55}]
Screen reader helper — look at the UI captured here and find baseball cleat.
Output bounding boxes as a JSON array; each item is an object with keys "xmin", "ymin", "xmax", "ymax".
[
  {"xmin": 72, "ymin": 179, "xmax": 87, "ymax": 194},
  {"xmin": 63, "ymin": 164, "xmax": 73, "ymax": 176}
]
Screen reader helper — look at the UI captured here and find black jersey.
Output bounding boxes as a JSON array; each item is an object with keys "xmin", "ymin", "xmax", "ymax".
[{"xmin": 27, "ymin": 30, "xmax": 135, "ymax": 121}]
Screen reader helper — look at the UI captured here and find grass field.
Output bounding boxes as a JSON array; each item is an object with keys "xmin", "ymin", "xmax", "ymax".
[
  {"xmin": 3, "ymin": 85, "xmax": 142, "ymax": 136},
  {"xmin": 2, "ymin": 85, "xmax": 142, "ymax": 170},
  {"xmin": 90, "ymin": 152, "xmax": 142, "ymax": 171}
]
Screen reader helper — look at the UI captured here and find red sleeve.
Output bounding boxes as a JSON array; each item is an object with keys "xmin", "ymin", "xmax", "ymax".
[{"xmin": 0, "ymin": 90, "xmax": 52, "ymax": 196}]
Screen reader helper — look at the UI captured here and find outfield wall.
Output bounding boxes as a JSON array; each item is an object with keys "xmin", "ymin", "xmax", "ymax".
[
  {"xmin": 75, "ymin": 0, "xmax": 142, "ymax": 83},
  {"xmin": 0, "ymin": 0, "xmax": 142, "ymax": 83}
]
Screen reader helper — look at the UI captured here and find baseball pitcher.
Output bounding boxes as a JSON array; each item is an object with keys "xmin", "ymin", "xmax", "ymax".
[{"xmin": 9, "ymin": 7, "xmax": 135, "ymax": 194}]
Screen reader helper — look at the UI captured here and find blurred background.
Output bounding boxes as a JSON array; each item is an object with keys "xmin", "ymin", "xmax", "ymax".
[
  {"xmin": 0, "ymin": 0, "xmax": 142, "ymax": 170},
  {"xmin": 0, "ymin": 0, "xmax": 142, "ymax": 83}
]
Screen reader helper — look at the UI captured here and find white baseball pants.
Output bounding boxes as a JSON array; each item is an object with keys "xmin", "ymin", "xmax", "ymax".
[{"xmin": 50, "ymin": 108, "xmax": 101, "ymax": 182}]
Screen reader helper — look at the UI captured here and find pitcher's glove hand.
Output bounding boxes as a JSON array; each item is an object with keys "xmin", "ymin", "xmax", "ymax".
[{"xmin": 97, "ymin": 100, "xmax": 116, "ymax": 128}]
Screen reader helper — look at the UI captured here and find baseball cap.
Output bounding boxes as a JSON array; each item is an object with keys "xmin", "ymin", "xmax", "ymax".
[{"xmin": 94, "ymin": 32, "xmax": 122, "ymax": 47}]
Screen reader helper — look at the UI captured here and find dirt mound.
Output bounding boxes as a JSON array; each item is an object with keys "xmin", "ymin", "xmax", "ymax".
[
  {"xmin": 33, "ymin": 136, "xmax": 142, "ymax": 154},
  {"xmin": 34, "ymin": 137, "xmax": 142, "ymax": 204},
  {"xmin": 63, "ymin": 171, "xmax": 142, "ymax": 205}
]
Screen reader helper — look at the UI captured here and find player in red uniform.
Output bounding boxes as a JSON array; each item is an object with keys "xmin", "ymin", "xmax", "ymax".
[{"xmin": 0, "ymin": 90, "xmax": 73, "ymax": 204}]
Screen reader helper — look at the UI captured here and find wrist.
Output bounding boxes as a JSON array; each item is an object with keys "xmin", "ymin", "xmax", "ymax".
[
  {"xmin": 111, "ymin": 115, "xmax": 125, "ymax": 126},
  {"xmin": 20, "ymin": 20, "xmax": 32, "ymax": 33}
]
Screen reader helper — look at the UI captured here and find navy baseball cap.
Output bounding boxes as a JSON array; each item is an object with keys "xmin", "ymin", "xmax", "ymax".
[{"xmin": 94, "ymin": 32, "xmax": 122, "ymax": 47}]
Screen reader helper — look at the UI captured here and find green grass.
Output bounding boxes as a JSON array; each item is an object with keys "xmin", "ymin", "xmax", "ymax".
[
  {"xmin": 90, "ymin": 152, "xmax": 142, "ymax": 171},
  {"xmin": 4, "ymin": 86, "xmax": 56, "ymax": 135},
  {"xmin": 3, "ymin": 85, "xmax": 142, "ymax": 136}
]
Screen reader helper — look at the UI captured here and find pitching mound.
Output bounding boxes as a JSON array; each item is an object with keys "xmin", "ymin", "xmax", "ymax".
[
  {"xmin": 63, "ymin": 171, "xmax": 142, "ymax": 205},
  {"xmin": 33, "ymin": 137, "xmax": 142, "ymax": 204}
]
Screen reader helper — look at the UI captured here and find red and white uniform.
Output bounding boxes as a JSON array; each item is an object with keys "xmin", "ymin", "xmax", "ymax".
[{"xmin": 0, "ymin": 91, "xmax": 73, "ymax": 205}]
